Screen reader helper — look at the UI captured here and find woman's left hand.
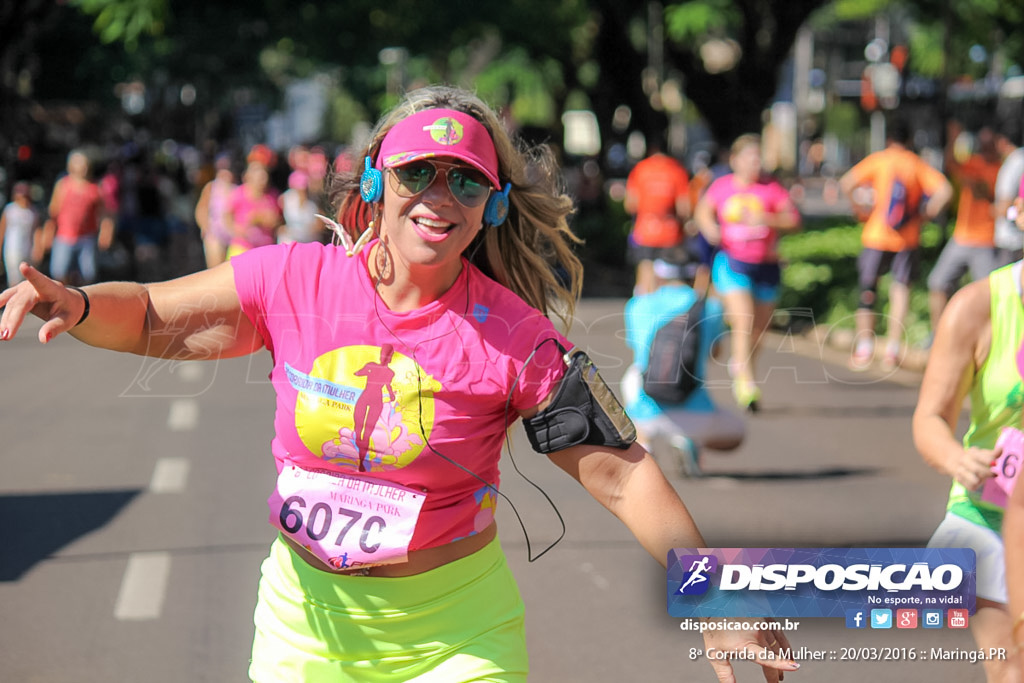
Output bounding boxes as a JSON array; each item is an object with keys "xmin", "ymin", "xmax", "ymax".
[{"xmin": 702, "ymin": 620, "xmax": 799, "ymax": 682}]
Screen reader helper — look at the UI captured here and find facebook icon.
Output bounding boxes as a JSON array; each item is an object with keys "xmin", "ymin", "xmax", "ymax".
[{"xmin": 845, "ymin": 609, "xmax": 867, "ymax": 629}]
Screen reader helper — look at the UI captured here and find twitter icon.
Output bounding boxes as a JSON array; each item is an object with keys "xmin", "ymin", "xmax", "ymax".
[{"xmin": 870, "ymin": 609, "xmax": 892, "ymax": 629}]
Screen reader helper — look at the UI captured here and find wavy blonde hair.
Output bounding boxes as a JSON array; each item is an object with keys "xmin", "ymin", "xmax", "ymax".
[{"xmin": 330, "ymin": 85, "xmax": 583, "ymax": 327}]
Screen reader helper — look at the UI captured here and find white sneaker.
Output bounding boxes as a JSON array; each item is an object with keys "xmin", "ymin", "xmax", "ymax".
[
  {"xmin": 880, "ymin": 341, "xmax": 901, "ymax": 372},
  {"xmin": 670, "ymin": 434, "xmax": 703, "ymax": 478},
  {"xmin": 649, "ymin": 433, "xmax": 702, "ymax": 478}
]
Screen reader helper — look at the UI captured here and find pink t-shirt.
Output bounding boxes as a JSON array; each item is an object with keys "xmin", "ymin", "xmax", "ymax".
[
  {"xmin": 207, "ymin": 178, "xmax": 237, "ymax": 244},
  {"xmin": 232, "ymin": 241, "xmax": 569, "ymax": 551},
  {"xmin": 53, "ymin": 178, "xmax": 102, "ymax": 240},
  {"xmin": 703, "ymin": 174, "xmax": 795, "ymax": 264},
  {"xmin": 227, "ymin": 186, "xmax": 280, "ymax": 250}
]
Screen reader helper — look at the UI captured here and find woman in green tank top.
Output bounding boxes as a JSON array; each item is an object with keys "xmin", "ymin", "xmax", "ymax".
[{"xmin": 913, "ymin": 261, "xmax": 1023, "ymax": 683}]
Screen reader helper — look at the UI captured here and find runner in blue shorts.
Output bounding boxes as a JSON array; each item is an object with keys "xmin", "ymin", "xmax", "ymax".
[{"xmin": 695, "ymin": 135, "xmax": 800, "ymax": 411}]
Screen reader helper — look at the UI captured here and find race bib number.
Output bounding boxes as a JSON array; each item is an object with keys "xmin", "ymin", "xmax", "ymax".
[
  {"xmin": 268, "ymin": 466, "xmax": 425, "ymax": 571},
  {"xmin": 981, "ymin": 427, "xmax": 1021, "ymax": 507}
]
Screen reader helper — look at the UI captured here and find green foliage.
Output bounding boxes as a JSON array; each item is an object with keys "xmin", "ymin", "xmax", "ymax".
[
  {"xmin": 822, "ymin": 101, "xmax": 863, "ymax": 148},
  {"xmin": 907, "ymin": 22, "xmax": 945, "ymax": 78},
  {"xmin": 473, "ymin": 49, "xmax": 565, "ymax": 127},
  {"xmin": 899, "ymin": 0, "xmax": 1024, "ymax": 79},
  {"xmin": 832, "ymin": 0, "xmax": 892, "ymax": 20},
  {"xmin": 664, "ymin": 1, "xmax": 738, "ymax": 42},
  {"xmin": 815, "ymin": 0, "xmax": 1022, "ymax": 85},
  {"xmin": 326, "ymin": 89, "xmax": 368, "ymax": 145},
  {"xmin": 70, "ymin": 0, "xmax": 167, "ymax": 51},
  {"xmin": 777, "ymin": 219, "xmax": 944, "ymax": 345}
]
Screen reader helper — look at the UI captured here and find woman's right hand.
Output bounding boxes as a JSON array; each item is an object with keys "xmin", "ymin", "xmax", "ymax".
[
  {"xmin": 0, "ymin": 263, "xmax": 86, "ymax": 344},
  {"xmin": 949, "ymin": 445, "xmax": 999, "ymax": 491}
]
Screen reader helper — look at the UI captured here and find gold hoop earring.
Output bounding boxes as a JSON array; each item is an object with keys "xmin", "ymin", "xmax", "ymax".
[{"xmin": 374, "ymin": 237, "xmax": 392, "ymax": 281}]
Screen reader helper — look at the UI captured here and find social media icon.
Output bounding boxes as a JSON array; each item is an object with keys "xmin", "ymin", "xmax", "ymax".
[
  {"xmin": 922, "ymin": 610, "xmax": 943, "ymax": 628},
  {"xmin": 845, "ymin": 609, "xmax": 867, "ymax": 629},
  {"xmin": 896, "ymin": 609, "xmax": 918, "ymax": 628},
  {"xmin": 948, "ymin": 609, "xmax": 969, "ymax": 629},
  {"xmin": 870, "ymin": 609, "xmax": 892, "ymax": 629}
]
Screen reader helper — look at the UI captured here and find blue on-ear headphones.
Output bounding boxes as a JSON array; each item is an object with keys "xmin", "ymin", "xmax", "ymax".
[
  {"xmin": 484, "ymin": 183, "xmax": 512, "ymax": 227},
  {"xmin": 361, "ymin": 155, "xmax": 511, "ymax": 227},
  {"xmin": 360, "ymin": 156, "xmax": 384, "ymax": 204}
]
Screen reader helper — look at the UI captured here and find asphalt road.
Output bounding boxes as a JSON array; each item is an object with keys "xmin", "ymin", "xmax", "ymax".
[{"xmin": 0, "ymin": 299, "xmax": 990, "ymax": 682}]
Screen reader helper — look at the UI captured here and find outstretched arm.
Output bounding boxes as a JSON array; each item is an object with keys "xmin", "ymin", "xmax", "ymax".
[
  {"xmin": 545, "ymin": 439, "xmax": 799, "ymax": 682},
  {"xmin": 0, "ymin": 261, "xmax": 262, "ymax": 360}
]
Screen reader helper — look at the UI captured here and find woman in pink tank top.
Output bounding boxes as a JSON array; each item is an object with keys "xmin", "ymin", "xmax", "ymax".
[
  {"xmin": 194, "ymin": 153, "xmax": 237, "ymax": 268},
  {"xmin": 695, "ymin": 135, "xmax": 801, "ymax": 411}
]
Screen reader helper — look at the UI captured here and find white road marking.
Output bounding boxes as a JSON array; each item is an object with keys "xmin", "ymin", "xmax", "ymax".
[
  {"xmin": 114, "ymin": 552, "xmax": 171, "ymax": 621},
  {"xmin": 580, "ymin": 561, "xmax": 610, "ymax": 590},
  {"xmin": 149, "ymin": 457, "xmax": 190, "ymax": 493},
  {"xmin": 176, "ymin": 361, "xmax": 205, "ymax": 383},
  {"xmin": 166, "ymin": 399, "xmax": 198, "ymax": 431}
]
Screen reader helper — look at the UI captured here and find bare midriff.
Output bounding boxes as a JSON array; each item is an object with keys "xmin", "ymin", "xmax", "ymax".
[{"xmin": 283, "ymin": 520, "xmax": 497, "ymax": 577}]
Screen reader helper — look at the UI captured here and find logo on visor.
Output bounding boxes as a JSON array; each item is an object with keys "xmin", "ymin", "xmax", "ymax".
[
  {"xmin": 423, "ymin": 117, "xmax": 464, "ymax": 146},
  {"xmin": 677, "ymin": 554, "xmax": 718, "ymax": 595}
]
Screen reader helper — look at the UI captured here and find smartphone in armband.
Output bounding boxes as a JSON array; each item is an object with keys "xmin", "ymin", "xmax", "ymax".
[{"xmin": 523, "ymin": 348, "xmax": 637, "ymax": 453}]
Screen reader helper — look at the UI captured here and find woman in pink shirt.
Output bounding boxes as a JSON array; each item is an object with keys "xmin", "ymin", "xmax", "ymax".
[
  {"xmin": 194, "ymin": 153, "xmax": 237, "ymax": 268},
  {"xmin": 0, "ymin": 87, "xmax": 796, "ymax": 683},
  {"xmin": 44, "ymin": 150, "xmax": 115, "ymax": 285},
  {"xmin": 224, "ymin": 159, "xmax": 281, "ymax": 259},
  {"xmin": 695, "ymin": 134, "xmax": 801, "ymax": 411}
]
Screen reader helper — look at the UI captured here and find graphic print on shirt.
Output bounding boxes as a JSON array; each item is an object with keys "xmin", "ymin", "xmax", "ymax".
[
  {"xmin": 287, "ymin": 344, "xmax": 439, "ymax": 472},
  {"xmin": 473, "ymin": 484, "xmax": 498, "ymax": 533},
  {"xmin": 721, "ymin": 193, "xmax": 766, "ymax": 227}
]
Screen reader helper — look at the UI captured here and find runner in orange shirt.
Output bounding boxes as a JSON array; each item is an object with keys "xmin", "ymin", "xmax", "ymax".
[
  {"xmin": 839, "ymin": 121, "xmax": 952, "ymax": 371},
  {"xmin": 927, "ymin": 123, "xmax": 1003, "ymax": 335},
  {"xmin": 624, "ymin": 141, "xmax": 690, "ymax": 295}
]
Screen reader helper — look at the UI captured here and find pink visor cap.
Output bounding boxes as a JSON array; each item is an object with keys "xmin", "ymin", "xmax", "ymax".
[{"xmin": 377, "ymin": 108, "xmax": 501, "ymax": 189}]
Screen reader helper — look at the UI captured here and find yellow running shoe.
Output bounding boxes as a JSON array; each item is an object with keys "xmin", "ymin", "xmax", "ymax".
[{"xmin": 733, "ymin": 379, "xmax": 761, "ymax": 413}]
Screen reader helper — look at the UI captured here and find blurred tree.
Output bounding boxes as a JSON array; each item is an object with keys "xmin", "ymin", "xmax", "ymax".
[
  {"xmin": 58, "ymin": 0, "xmax": 832, "ymax": 152},
  {"xmin": 661, "ymin": 0, "xmax": 830, "ymax": 146},
  {"xmin": 64, "ymin": 0, "xmax": 592, "ymax": 135},
  {"xmin": 0, "ymin": 0, "xmax": 57, "ymax": 97},
  {"xmin": 0, "ymin": 0, "xmax": 66, "ymax": 186},
  {"xmin": 43, "ymin": 0, "xmax": 1024, "ymax": 172},
  {"xmin": 69, "ymin": 0, "xmax": 168, "ymax": 52},
  {"xmin": 834, "ymin": 0, "xmax": 1024, "ymax": 81}
]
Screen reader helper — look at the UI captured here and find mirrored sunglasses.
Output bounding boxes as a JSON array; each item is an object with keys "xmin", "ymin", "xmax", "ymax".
[{"xmin": 388, "ymin": 159, "xmax": 492, "ymax": 208}]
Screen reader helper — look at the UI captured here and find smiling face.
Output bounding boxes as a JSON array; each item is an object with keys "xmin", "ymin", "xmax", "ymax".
[{"xmin": 379, "ymin": 156, "xmax": 487, "ymax": 276}]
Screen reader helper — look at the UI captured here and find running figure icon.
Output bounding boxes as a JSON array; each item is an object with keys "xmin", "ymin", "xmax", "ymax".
[{"xmin": 678, "ymin": 556, "xmax": 713, "ymax": 593}]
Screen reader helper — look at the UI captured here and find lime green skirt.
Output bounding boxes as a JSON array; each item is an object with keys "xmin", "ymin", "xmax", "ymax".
[{"xmin": 249, "ymin": 534, "xmax": 528, "ymax": 682}]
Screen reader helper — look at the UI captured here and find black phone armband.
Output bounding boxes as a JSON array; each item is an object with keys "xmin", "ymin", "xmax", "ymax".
[{"xmin": 522, "ymin": 348, "xmax": 637, "ymax": 453}]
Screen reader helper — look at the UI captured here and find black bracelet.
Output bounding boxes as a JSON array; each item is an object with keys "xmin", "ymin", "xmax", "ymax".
[{"xmin": 67, "ymin": 286, "xmax": 90, "ymax": 326}]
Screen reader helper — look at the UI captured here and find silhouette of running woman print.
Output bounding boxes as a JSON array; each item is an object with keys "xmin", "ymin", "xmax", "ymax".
[{"xmin": 353, "ymin": 344, "xmax": 396, "ymax": 471}]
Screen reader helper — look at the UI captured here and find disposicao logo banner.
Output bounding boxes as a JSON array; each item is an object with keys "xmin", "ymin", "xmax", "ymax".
[{"xmin": 667, "ymin": 548, "xmax": 976, "ymax": 618}]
